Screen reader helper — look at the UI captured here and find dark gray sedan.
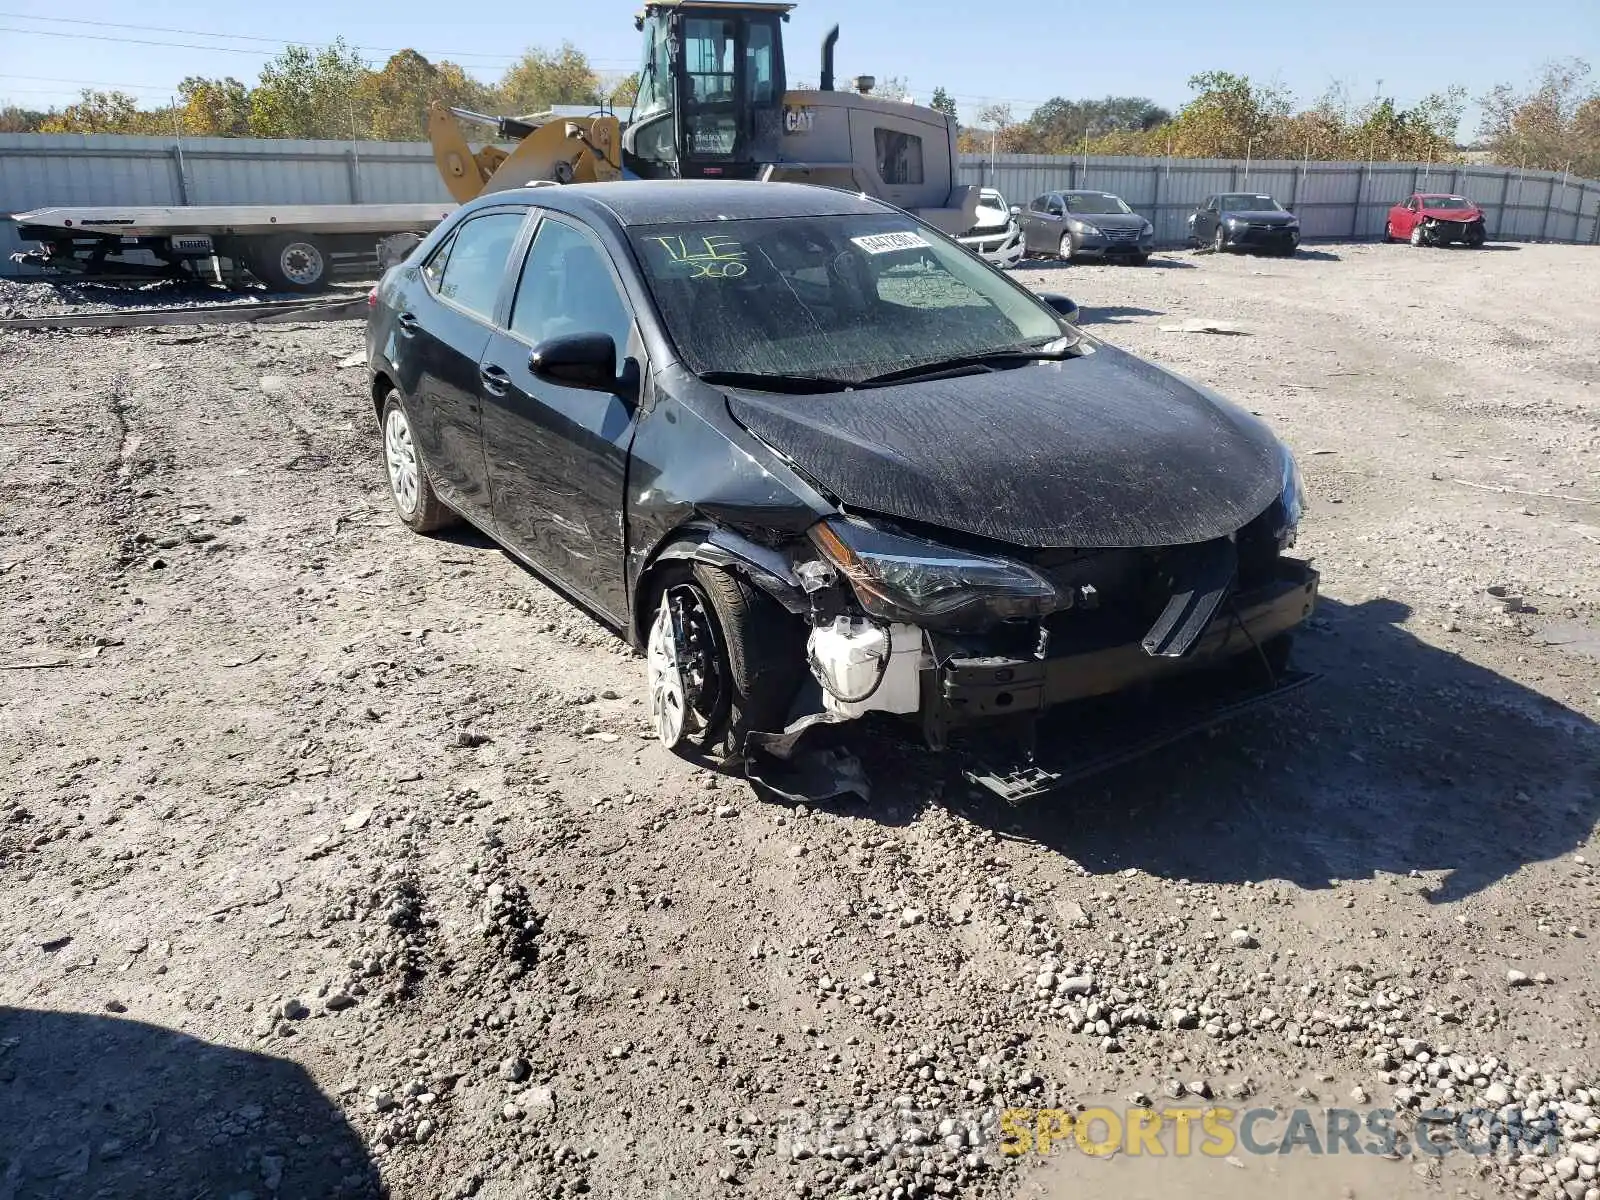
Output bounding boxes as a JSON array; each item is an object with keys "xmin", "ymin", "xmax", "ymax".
[
  {"xmin": 1020, "ymin": 190, "xmax": 1154, "ymax": 264},
  {"xmin": 1187, "ymin": 192, "xmax": 1301, "ymax": 256}
]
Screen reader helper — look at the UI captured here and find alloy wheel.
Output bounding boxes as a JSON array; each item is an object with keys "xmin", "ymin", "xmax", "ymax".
[
  {"xmin": 646, "ymin": 583, "xmax": 727, "ymax": 752},
  {"xmin": 384, "ymin": 407, "xmax": 420, "ymax": 517}
]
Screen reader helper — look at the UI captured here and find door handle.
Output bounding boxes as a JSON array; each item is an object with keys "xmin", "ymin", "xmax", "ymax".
[
  {"xmin": 396, "ymin": 311, "xmax": 418, "ymax": 337},
  {"xmin": 479, "ymin": 364, "xmax": 511, "ymax": 396}
]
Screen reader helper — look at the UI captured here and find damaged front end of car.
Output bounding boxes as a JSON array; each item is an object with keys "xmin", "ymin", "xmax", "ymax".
[{"xmin": 697, "ymin": 442, "xmax": 1320, "ymax": 804}]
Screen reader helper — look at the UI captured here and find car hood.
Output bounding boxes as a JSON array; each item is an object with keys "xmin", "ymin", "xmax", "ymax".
[
  {"xmin": 1070, "ymin": 212, "xmax": 1145, "ymax": 230},
  {"xmin": 721, "ymin": 344, "xmax": 1285, "ymax": 550},
  {"xmin": 1419, "ymin": 206, "xmax": 1481, "ymax": 220},
  {"xmin": 1222, "ymin": 209, "xmax": 1296, "ymax": 224}
]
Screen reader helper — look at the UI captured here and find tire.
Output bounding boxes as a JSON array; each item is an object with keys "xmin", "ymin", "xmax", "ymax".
[
  {"xmin": 1212, "ymin": 225, "xmax": 1228, "ymax": 254},
  {"xmin": 1409, "ymin": 223, "xmax": 1427, "ymax": 248},
  {"xmin": 1383, "ymin": 221, "xmax": 1396, "ymax": 243},
  {"xmin": 645, "ymin": 563, "xmax": 806, "ymax": 760},
  {"xmin": 248, "ymin": 233, "xmax": 331, "ymax": 293},
  {"xmin": 1058, "ymin": 232, "xmax": 1076, "ymax": 262},
  {"xmin": 379, "ymin": 390, "xmax": 457, "ymax": 533}
]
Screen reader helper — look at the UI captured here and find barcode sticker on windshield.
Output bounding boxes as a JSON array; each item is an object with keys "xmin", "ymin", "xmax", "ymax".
[{"xmin": 850, "ymin": 231, "xmax": 928, "ymax": 254}]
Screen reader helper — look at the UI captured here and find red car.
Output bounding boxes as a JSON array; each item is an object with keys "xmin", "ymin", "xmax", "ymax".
[{"xmin": 1384, "ymin": 193, "xmax": 1487, "ymax": 247}]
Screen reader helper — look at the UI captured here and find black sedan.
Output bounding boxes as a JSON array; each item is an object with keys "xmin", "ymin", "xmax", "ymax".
[
  {"xmin": 366, "ymin": 180, "xmax": 1317, "ymax": 800},
  {"xmin": 1187, "ymin": 192, "xmax": 1301, "ymax": 255}
]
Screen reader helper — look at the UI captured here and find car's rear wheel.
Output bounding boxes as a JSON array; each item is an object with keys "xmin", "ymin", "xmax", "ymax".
[
  {"xmin": 1383, "ymin": 221, "xmax": 1396, "ymax": 243},
  {"xmin": 646, "ymin": 563, "xmax": 805, "ymax": 760},
  {"xmin": 1212, "ymin": 225, "xmax": 1228, "ymax": 253},
  {"xmin": 380, "ymin": 390, "xmax": 457, "ymax": 533}
]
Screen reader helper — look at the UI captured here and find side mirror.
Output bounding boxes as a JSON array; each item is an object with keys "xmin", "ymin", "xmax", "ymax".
[
  {"xmin": 529, "ymin": 332, "xmax": 620, "ymax": 392},
  {"xmin": 1009, "ymin": 205, "xmax": 1021, "ymax": 217},
  {"xmin": 1038, "ymin": 292, "xmax": 1079, "ymax": 325}
]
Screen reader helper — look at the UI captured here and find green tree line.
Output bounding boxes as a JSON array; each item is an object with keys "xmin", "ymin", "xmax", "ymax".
[
  {"xmin": 5, "ymin": 43, "xmax": 1597, "ymax": 177},
  {"xmin": 953, "ymin": 59, "xmax": 1600, "ymax": 176},
  {"xmin": 3, "ymin": 39, "xmax": 638, "ymax": 141}
]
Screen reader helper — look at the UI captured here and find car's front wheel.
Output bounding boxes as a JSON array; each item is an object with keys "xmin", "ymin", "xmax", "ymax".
[
  {"xmin": 1410, "ymin": 223, "xmax": 1428, "ymax": 247},
  {"xmin": 646, "ymin": 563, "xmax": 804, "ymax": 760},
  {"xmin": 1213, "ymin": 225, "xmax": 1228, "ymax": 253},
  {"xmin": 380, "ymin": 390, "xmax": 457, "ymax": 533},
  {"xmin": 1058, "ymin": 232, "xmax": 1077, "ymax": 262}
]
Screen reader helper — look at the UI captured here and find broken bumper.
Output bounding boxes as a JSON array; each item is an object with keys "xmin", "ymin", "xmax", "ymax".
[
  {"xmin": 927, "ymin": 559, "xmax": 1319, "ymax": 729},
  {"xmin": 957, "ymin": 224, "xmax": 1025, "ymax": 268}
]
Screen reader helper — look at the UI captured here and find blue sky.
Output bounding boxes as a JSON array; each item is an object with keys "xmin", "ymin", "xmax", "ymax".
[{"xmin": 1, "ymin": 0, "xmax": 1596, "ymax": 136}]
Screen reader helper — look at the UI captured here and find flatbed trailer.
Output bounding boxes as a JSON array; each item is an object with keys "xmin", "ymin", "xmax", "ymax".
[{"xmin": 8, "ymin": 203, "xmax": 457, "ymax": 293}]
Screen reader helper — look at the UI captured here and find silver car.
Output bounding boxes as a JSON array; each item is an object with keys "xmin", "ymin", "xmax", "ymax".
[
  {"xmin": 956, "ymin": 187, "xmax": 1024, "ymax": 269},
  {"xmin": 1021, "ymin": 189, "xmax": 1154, "ymax": 264}
]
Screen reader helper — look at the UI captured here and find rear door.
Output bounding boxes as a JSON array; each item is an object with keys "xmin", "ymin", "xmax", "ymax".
[
  {"xmin": 1038, "ymin": 193, "xmax": 1066, "ymax": 249},
  {"xmin": 476, "ymin": 212, "xmax": 642, "ymax": 621},
  {"xmin": 401, "ymin": 207, "xmax": 529, "ymax": 519},
  {"xmin": 1022, "ymin": 195, "xmax": 1050, "ymax": 251}
]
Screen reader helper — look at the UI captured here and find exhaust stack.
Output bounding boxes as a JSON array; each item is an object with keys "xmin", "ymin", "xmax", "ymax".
[{"xmin": 819, "ymin": 25, "xmax": 839, "ymax": 92}]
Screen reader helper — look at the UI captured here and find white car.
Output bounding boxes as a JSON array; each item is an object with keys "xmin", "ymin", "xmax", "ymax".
[{"xmin": 956, "ymin": 187, "xmax": 1024, "ymax": 269}]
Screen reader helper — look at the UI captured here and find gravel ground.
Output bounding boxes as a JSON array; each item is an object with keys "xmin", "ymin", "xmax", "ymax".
[{"xmin": 1, "ymin": 240, "xmax": 1598, "ymax": 1200}]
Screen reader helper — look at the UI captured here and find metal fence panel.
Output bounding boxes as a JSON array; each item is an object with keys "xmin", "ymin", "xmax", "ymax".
[{"xmin": 4, "ymin": 134, "xmax": 1598, "ymax": 275}]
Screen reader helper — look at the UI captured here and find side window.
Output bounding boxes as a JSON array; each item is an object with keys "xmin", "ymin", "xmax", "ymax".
[
  {"xmin": 1046, "ymin": 195, "xmax": 1064, "ymax": 216},
  {"xmin": 1406, "ymin": 197, "xmax": 1418, "ymax": 211},
  {"xmin": 1029, "ymin": 195, "xmax": 1048, "ymax": 213},
  {"xmin": 434, "ymin": 211, "xmax": 525, "ymax": 319},
  {"xmin": 874, "ymin": 128, "xmax": 924, "ymax": 186},
  {"xmin": 422, "ymin": 229, "xmax": 457, "ymax": 291},
  {"xmin": 1205, "ymin": 197, "xmax": 1218, "ymax": 212},
  {"xmin": 509, "ymin": 218, "xmax": 634, "ymax": 363}
]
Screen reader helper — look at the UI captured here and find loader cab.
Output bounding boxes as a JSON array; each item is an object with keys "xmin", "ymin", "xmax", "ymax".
[{"xmin": 625, "ymin": 0, "xmax": 791, "ymax": 180}]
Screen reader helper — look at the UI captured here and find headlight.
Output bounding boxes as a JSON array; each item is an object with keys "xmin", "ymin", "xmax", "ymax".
[
  {"xmin": 1277, "ymin": 443, "xmax": 1305, "ymax": 548},
  {"xmin": 1286, "ymin": 218, "xmax": 1300, "ymax": 229},
  {"xmin": 809, "ymin": 517, "xmax": 1060, "ymax": 631},
  {"xmin": 1068, "ymin": 220, "xmax": 1101, "ymax": 236},
  {"xmin": 1140, "ymin": 220, "xmax": 1153, "ymax": 235},
  {"xmin": 1224, "ymin": 216, "xmax": 1243, "ymax": 229}
]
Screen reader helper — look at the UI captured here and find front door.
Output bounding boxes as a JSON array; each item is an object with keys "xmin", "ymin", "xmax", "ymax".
[
  {"xmin": 477, "ymin": 213, "xmax": 641, "ymax": 621},
  {"xmin": 402, "ymin": 208, "xmax": 528, "ymax": 518},
  {"xmin": 1394, "ymin": 196, "xmax": 1419, "ymax": 238}
]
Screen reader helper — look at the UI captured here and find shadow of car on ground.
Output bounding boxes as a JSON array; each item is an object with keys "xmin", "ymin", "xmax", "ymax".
[
  {"xmin": 844, "ymin": 595, "xmax": 1599, "ymax": 904},
  {"xmin": 0, "ymin": 1007, "xmax": 382, "ymax": 1199},
  {"xmin": 1077, "ymin": 306, "xmax": 1165, "ymax": 326}
]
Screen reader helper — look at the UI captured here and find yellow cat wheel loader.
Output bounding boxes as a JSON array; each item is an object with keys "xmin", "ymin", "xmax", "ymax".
[{"xmin": 425, "ymin": 1, "xmax": 978, "ymax": 234}]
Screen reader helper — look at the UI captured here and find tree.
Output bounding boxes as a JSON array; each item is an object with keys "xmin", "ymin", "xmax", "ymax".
[
  {"xmin": 1161, "ymin": 71, "xmax": 1294, "ymax": 158},
  {"xmin": 249, "ymin": 40, "xmax": 370, "ymax": 139},
  {"xmin": 177, "ymin": 76, "xmax": 252, "ymax": 137},
  {"xmin": 1011, "ymin": 95, "xmax": 1171, "ymax": 153},
  {"xmin": 1478, "ymin": 58, "xmax": 1600, "ymax": 176},
  {"xmin": 0, "ymin": 105, "xmax": 50, "ymax": 133},
  {"xmin": 929, "ymin": 87, "xmax": 957, "ymax": 119},
  {"xmin": 355, "ymin": 50, "xmax": 493, "ymax": 140},
  {"xmin": 498, "ymin": 43, "xmax": 601, "ymax": 113},
  {"xmin": 608, "ymin": 72, "xmax": 641, "ymax": 108},
  {"xmin": 39, "ymin": 90, "xmax": 171, "ymax": 135}
]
